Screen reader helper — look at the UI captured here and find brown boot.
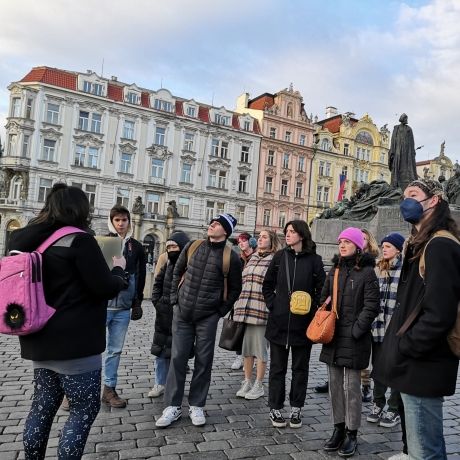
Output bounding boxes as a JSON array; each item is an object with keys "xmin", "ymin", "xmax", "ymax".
[{"xmin": 101, "ymin": 385, "xmax": 127, "ymax": 408}]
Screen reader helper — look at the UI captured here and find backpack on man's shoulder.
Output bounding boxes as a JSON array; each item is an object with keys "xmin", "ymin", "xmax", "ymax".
[
  {"xmin": 0, "ymin": 226, "xmax": 84, "ymax": 336},
  {"xmin": 420, "ymin": 230, "xmax": 460, "ymax": 358},
  {"xmin": 180, "ymin": 239, "xmax": 232, "ymax": 301}
]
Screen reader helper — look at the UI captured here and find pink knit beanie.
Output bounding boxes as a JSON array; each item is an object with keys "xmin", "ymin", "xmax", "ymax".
[{"xmin": 338, "ymin": 227, "xmax": 365, "ymax": 250}]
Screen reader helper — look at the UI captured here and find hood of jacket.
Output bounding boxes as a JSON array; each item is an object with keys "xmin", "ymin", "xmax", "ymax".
[
  {"xmin": 107, "ymin": 214, "xmax": 133, "ymax": 246},
  {"xmin": 331, "ymin": 251, "xmax": 376, "ymax": 269}
]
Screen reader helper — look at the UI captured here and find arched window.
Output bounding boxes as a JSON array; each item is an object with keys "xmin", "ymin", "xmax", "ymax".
[
  {"xmin": 10, "ymin": 176, "xmax": 22, "ymax": 200},
  {"xmin": 143, "ymin": 234, "xmax": 157, "ymax": 264},
  {"xmin": 321, "ymin": 138, "xmax": 331, "ymax": 151},
  {"xmin": 355, "ymin": 131, "xmax": 373, "ymax": 146}
]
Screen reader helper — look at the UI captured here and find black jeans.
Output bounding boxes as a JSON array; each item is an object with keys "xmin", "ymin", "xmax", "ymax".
[{"xmin": 268, "ymin": 341, "xmax": 312, "ymax": 409}]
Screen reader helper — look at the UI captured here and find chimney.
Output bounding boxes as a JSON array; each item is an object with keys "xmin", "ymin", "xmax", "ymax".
[
  {"xmin": 325, "ymin": 106, "xmax": 338, "ymax": 118},
  {"xmin": 236, "ymin": 92, "xmax": 249, "ymax": 111},
  {"xmin": 111, "ymin": 76, "xmax": 118, "ymax": 81}
]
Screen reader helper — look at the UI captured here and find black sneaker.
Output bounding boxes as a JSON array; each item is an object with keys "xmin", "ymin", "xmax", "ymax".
[
  {"xmin": 269, "ymin": 409, "xmax": 287, "ymax": 428},
  {"xmin": 315, "ymin": 381, "xmax": 329, "ymax": 393},
  {"xmin": 379, "ymin": 411, "xmax": 401, "ymax": 428},
  {"xmin": 289, "ymin": 407, "xmax": 302, "ymax": 428},
  {"xmin": 366, "ymin": 404, "xmax": 384, "ymax": 423}
]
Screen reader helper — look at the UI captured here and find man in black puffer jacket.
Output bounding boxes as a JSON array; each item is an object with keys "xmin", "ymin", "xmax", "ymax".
[{"xmin": 155, "ymin": 214, "xmax": 242, "ymax": 428}]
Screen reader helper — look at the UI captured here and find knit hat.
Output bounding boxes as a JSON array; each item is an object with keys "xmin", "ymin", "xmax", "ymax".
[
  {"xmin": 210, "ymin": 213, "xmax": 237, "ymax": 238},
  {"xmin": 407, "ymin": 179, "xmax": 444, "ymax": 198},
  {"xmin": 381, "ymin": 232, "xmax": 405, "ymax": 252},
  {"xmin": 166, "ymin": 230, "xmax": 190, "ymax": 251},
  {"xmin": 338, "ymin": 227, "xmax": 365, "ymax": 250}
]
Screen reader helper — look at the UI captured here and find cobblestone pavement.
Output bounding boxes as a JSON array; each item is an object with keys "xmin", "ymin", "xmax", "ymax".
[{"xmin": 1, "ymin": 302, "xmax": 459, "ymax": 459}]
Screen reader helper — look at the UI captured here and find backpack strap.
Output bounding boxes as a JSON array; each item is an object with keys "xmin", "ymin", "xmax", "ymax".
[
  {"xmin": 178, "ymin": 239, "xmax": 205, "ymax": 289},
  {"xmin": 222, "ymin": 244, "xmax": 232, "ymax": 302},
  {"xmin": 36, "ymin": 226, "xmax": 85, "ymax": 253}
]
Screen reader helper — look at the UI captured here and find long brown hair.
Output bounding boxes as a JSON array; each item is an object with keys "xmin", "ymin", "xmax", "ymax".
[
  {"xmin": 362, "ymin": 228, "xmax": 379, "ymax": 257},
  {"xmin": 259, "ymin": 229, "xmax": 281, "ymax": 253}
]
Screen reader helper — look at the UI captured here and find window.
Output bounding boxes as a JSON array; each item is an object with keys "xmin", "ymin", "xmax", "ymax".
[
  {"xmin": 294, "ymin": 212, "xmax": 301, "ymax": 220},
  {"xmin": 22, "ymin": 135, "xmax": 30, "ymax": 157},
  {"xmin": 123, "ymin": 120, "xmax": 135, "ymax": 139},
  {"xmin": 42, "ymin": 139, "xmax": 56, "ymax": 161},
  {"xmin": 217, "ymin": 202, "xmax": 225, "ymax": 215},
  {"xmin": 316, "ymin": 186, "xmax": 323, "ymax": 202},
  {"xmin": 184, "ymin": 132, "xmax": 194, "ymax": 151},
  {"xmin": 26, "ymin": 98, "xmax": 33, "ymax": 119},
  {"xmin": 38, "ymin": 178, "xmax": 52, "ymax": 202},
  {"xmin": 155, "ymin": 126, "xmax": 166, "ymax": 145},
  {"xmin": 8, "ymin": 134, "xmax": 17, "ymax": 156},
  {"xmin": 214, "ymin": 113, "xmax": 230, "ymax": 125},
  {"xmin": 74, "ymin": 145, "xmax": 98, "ymax": 168},
  {"xmin": 269, "ymin": 127, "xmax": 276, "ymax": 139},
  {"xmin": 295, "ymin": 182, "xmax": 303, "ymax": 198},
  {"xmin": 120, "ymin": 152, "xmax": 132, "ymax": 173},
  {"xmin": 151, "ymin": 159, "xmax": 164, "ymax": 178},
  {"xmin": 11, "ymin": 176, "xmax": 22, "ymax": 200},
  {"xmin": 154, "ymin": 99, "xmax": 172, "ymax": 112},
  {"xmin": 88, "ymin": 147, "xmax": 99, "ymax": 168},
  {"xmin": 380, "ymin": 151, "xmax": 386, "ymax": 163},
  {"xmin": 267, "ymin": 150, "xmax": 274, "ymax": 166},
  {"xmin": 206, "ymin": 201, "xmax": 215, "ymax": 222},
  {"xmin": 208, "ymin": 169, "xmax": 217, "ymax": 187},
  {"xmin": 243, "ymin": 120, "xmax": 251, "ymax": 131},
  {"xmin": 126, "ymin": 92, "xmax": 140, "ymax": 104},
  {"xmin": 299, "ymin": 134, "xmax": 306, "ymax": 146},
  {"xmin": 11, "ymin": 97, "xmax": 21, "ymax": 117},
  {"xmin": 180, "ymin": 163, "xmax": 192, "ymax": 183},
  {"xmin": 298, "ymin": 156, "xmax": 305, "ymax": 172},
  {"xmin": 281, "ymin": 179, "xmax": 289, "ymax": 196},
  {"xmin": 83, "ymin": 81, "xmax": 103, "ymax": 96},
  {"xmin": 78, "ymin": 111, "xmax": 101, "ymax": 133},
  {"xmin": 85, "ymin": 184, "xmax": 96, "ymax": 206},
  {"xmin": 236, "ymin": 205, "xmax": 245, "ymax": 224},
  {"xmin": 186, "ymin": 106, "xmax": 196, "ymax": 117},
  {"xmin": 325, "ymin": 162, "xmax": 331, "ymax": 177},
  {"xmin": 74, "ymin": 145, "xmax": 85, "ymax": 166},
  {"xmin": 263, "ymin": 209, "xmax": 271, "ymax": 226},
  {"xmin": 285, "ymin": 131, "xmax": 291, "ymax": 142},
  {"xmin": 265, "ymin": 177, "xmax": 273, "ymax": 193},
  {"xmin": 240, "ymin": 145, "xmax": 249, "ymax": 163},
  {"xmin": 221, "ymin": 141, "xmax": 229, "ymax": 159},
  {"xmin": 46, "ymin": 103, "xmax": 59, "ymax": 124},
  {"xmin": 341, "ymin": 166, "xmax": 348, "ymax": 177},
  {"xmin": 218, "ymin": 171, "xmax": 227, "ymax": 189},
  {"xmin": 146, "ymin": 192, "xmax": 160, "ymax": 214},
  {"xmin": 279, "ymin": 211, "xmax": 286, "ymax": 228},
  {"xmin": 321, "ymin": 138, "xmax": 331, "ymax": 151},
  {"xmin": 283, "ymin": 153, "xmax": 289, "ymax": 169},
  {"xmin": 178, "ymin": 196, "xmax": 190, "ymax": 217},
  {"xmin": 211, "ymin": 138, "xmax": 228, "ymax": 158},
  {"xmin": 238, "ymin": 174, "xmax": 247, "ymax": 193},
  {"xmin": 324, "ymin": 187, "xmax": 330, "ymax": 203},
  {"xmin": 344, "ymin": 143, "xmax": 349, "ymax": 156},
  {"xmin": 116, "ymin": 188, "xmax": 130, "ymax": 207}
]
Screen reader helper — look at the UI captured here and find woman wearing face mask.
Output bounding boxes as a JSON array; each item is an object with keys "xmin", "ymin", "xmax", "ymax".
[
  {"xmin": 149, "ymin": 231, "xmax": 190, "ymax": 398},
  {"xmin": 374, "ymin": 179, "xmax": 460, "ymax": 460},
  {"xmin": 233, "ymin": 230, "xmax": 280, "ymax": 400},
  {"xmin": 321, "ymin": 227, "xmax": 380, "ymax": 458},
  {"xmin": 367, "ymin": 233, "xmax": 404, "ymax": 430}
]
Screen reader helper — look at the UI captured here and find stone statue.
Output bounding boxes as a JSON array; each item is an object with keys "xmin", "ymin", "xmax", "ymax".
[
  {"xmin": 167, "ymin": 200, "xmax": 179, "ymax": 218},
  {"xmin": 388, "ymin": 114, "xmax": 418, "ymax": 191},
  {"xmin": 440, "ymin": 140, "xmax": 445, "ymax": 156},
  {"xmin": 445, "ymin": 163, "xmax": 460, "ymax": 206},
  {"xmin": 132, "ymin": 196, "xmax": 145, "ymax": 215}
]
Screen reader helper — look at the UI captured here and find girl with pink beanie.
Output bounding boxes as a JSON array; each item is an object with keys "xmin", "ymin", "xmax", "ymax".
[{"xmin": 320, "ymin": 227, "xmax": 380, "ymax": 457}]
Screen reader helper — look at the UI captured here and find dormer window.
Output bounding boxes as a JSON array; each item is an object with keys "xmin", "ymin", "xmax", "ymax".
[
  {"xmin": 83, "ymin": 81, "xmax": 104, "ymax": 96},
  {"xmin": 126, "ymin": 91, "xmax": 140, "ymax": 105},
  {"xmin": 215, "ymin": 113, "xmax": 230, "ymax": 126},
  {"xmin": 186, "ymin": 105, "xmax": 196, "ymax": 117},
  {"xmin": 154, "ymin": 99, "xmax": 173, "ymax": 112},
  {"xmin": 78, "ymin": 73, "xmax": 107, "ymax": 97}
]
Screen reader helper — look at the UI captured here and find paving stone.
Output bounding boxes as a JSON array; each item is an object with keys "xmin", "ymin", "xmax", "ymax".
[
  {"xmin": 160, "ymin": 442, "xmax": 197, "ymax": 455},
  {"xmin": 119, "ymin": 447, "xmax": 160, "ymax": 458},
  {"xmin": 225, "ymin": 446, "xmax": 268, "ymax": 459},
  {"xmin": 196, "ymin": 439, "xmax": 231, "ymax": 451}
]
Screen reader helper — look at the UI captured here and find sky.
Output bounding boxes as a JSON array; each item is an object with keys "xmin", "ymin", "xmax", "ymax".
[{"xmin": 1, "ymin": 0, "xmax": 459, "ymax": 164}]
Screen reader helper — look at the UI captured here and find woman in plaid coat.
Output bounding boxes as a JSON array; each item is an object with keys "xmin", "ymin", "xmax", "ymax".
[{"xmin": 233, "ymin": 230, "xmax": 280, "ymax": 400}]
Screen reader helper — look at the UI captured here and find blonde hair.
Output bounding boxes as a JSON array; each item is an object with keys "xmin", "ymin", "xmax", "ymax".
[
  {"xmin": 260, "ymin": 229, "xmax": 281, "ymax": 253},
  {"xmin": 361, "ymin": 228, "xmax": 379, "ymax": 257}
]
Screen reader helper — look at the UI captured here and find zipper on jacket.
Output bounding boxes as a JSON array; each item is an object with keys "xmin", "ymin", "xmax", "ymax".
[{"xmin": 286, "ymin": 255, "xmax": 297, "ymax": 349}]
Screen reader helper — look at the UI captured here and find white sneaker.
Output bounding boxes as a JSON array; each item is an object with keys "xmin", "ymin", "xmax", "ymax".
[
  {"xmin": 189, "ymin": 406, "xmax": 206, "ymax": 426},
  {"xmin": 236, "ymin": 379, "xmax": 253, "ymax": 398},
  {"xmin": 148, "ymin": 384, "xmax": 165, "ymax": 398},
  {"xmin": 231, "ymin": 355, "xmax": 243, "ymax": 370},
  {"xmin": 155, "ymin": 406, "xmax": 182, "ymax": 428},
  {"xmin": 245, "ymin": 380, "xmax": 264, "ymax": 400}
]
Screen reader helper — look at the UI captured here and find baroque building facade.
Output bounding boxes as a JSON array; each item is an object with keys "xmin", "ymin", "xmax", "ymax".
[
  {"xmin": 0, "ymin": 67, "xmax": 262, "ymax": 268},
  {"xmin": 311, "ymin": 107, "xmax": 391, "ymax": 220},
  {"xmin": 416, "ymin": 141, "xmax": 455, "ymax": 182},
  {"xmin": 236, "ymin": 85, "xmax": 316, "ymax": 235}
]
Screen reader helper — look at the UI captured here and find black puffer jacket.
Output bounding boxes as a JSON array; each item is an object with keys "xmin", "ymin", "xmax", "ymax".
[
  {"xmin": 170, "ymin": 239, "xmax": 242, "ymax": 321},
  {"xmin": 373, "ymin": 238, "xmax": 460, "ymax": 397},
  {"xmin": 263, "ymin": 247, "xmax": 326, "ymax": 347},
  {"xmin": 319, "ymin": 253, "xmax": 380, "ymax": 369}
]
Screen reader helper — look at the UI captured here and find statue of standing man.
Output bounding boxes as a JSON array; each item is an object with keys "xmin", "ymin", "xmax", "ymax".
[{"xmin": 388, "ymin": 113, "xmax": 418, "ymax": 191}]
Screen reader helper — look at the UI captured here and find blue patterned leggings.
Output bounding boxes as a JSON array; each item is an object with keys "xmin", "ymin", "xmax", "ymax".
[{"xmin": 23, "ymin": 368, "xmax": 101, "ymax": 459}]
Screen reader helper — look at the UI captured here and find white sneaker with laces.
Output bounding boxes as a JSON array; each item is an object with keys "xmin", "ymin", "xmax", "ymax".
[
  {"xmin": 236, "ymin": 379, "xmax": 253, "ymax": 398},
  {"xmin": 231, "ymin": 355, "xmax": 243, "ymax": 370},
  {"xmin": 189, "ymin": 406, "xmax": 206, "ymax": 426},
  {"xmin": 148, "ymin": 384, "xmax": 165, "ymax": 398},
  {"xmin": 155, "ymin": 406, "xmax": 182, "ymax": 428},
  {"xmin": 245, "ymin": 380, "xmax": 264, "ymax": 400}
]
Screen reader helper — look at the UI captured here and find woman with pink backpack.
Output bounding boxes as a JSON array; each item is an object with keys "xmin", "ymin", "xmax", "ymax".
[{"xmin": 8, "ymin": 184, "xmax": 128, "ymax": 460}]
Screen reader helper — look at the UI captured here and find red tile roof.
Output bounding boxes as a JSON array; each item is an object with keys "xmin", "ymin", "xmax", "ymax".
[
  {"xmin": 107, "ymin": 83, "xmax": 123, "ymax": 101},
  {"xmin": 175, "ymin": 101, "xmax": 183, "ymax": 116},
  {"xmin": 21, "ymin": 66, "xmax": 77, "ymax": 90},
  {"xmin": 248, "ymin": 93, "xmax": 275, "ymax": 110},
  {"xmin": 141, "ymin": 92, "xmax": 150, "ymax": 108},
  {"xmin": 319, "ymin": 114, "xmax": 358, "ymax": 133},
  {"xmin": 198, "ymin": 106, "xmax": 210, "ymax": 123},
  {"xmin": 232, "ymin": 114, "xmax": 240, "ymax": 129}
]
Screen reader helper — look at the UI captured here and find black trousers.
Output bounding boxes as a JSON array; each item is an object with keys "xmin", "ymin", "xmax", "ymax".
[{"xmin": 268, "ymin": 341, "xmax": 312, "ymax": 410}]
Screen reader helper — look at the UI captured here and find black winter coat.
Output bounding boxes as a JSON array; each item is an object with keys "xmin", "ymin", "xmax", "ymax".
[
  {"xmin": 151, "ymin": 260, "xmax": 175, "ymax": 357},
  {"xmin": 170, "ymin": 239, "xmax": 242, "ymax": 322},
  {"xmin": 373, "ymin": 237, "xmax": 460, "ymax": 397},
  {"xmin": 263, "ymin": 247, "xmax": 326, "ymax": 347},
  {"xmin": 319, "ymin": 253, "xmax": 380, "ymax": 370},
  {"xmin": 9, "ymin": 222, "xmax": 126, "ymax": 361}
]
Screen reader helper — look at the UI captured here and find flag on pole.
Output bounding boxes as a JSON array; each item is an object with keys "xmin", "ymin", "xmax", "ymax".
[{"xmin": 337, "ymin": 174, "xmax": 347, "ymax": 201}]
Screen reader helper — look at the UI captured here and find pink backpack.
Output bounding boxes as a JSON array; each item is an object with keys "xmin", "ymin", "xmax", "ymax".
[{"xmin": 0, "ymin": 226, "xmax": 84, "ymax": 336}]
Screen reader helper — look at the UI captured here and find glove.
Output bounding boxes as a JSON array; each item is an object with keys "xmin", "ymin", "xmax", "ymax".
[
  {"xmin": 121, "ymin": 271, "xmax": 130, "ymax": 290},
  {"xmin": 131, "ymin": 299, "xmax": 143, "ymax": 321}
]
